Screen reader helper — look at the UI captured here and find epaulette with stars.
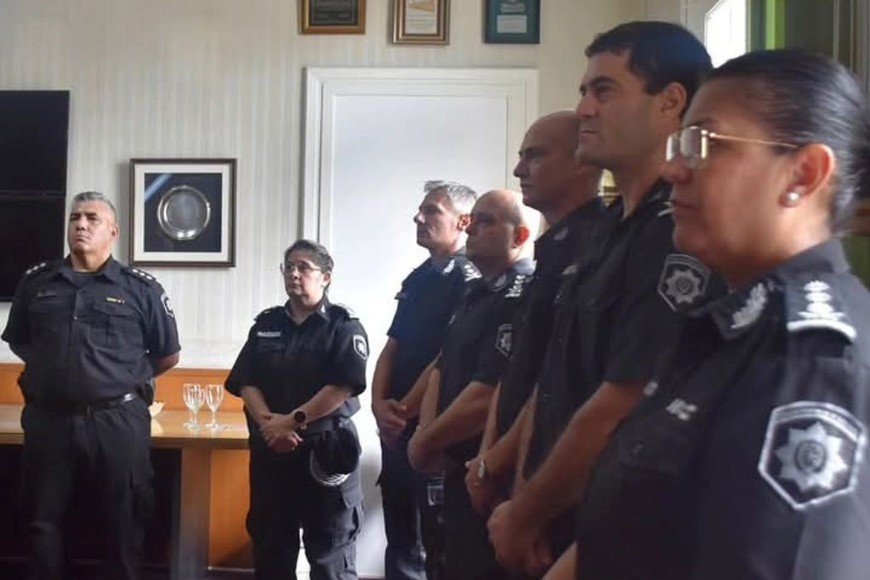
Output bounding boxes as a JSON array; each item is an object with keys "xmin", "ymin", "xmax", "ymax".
[
  {"xmin": 330, "ymin": 302, "xmax": 359, "ymax": 319},
  {"xmin": 123, "ymin": 266, "xmax": 160, "ymax": 286},
  {"xmin": 255, "ymin": 306, "xmax": 284, "ymax": 321},
  {"xmin": 785, "ymin": 276, "xmax": 856, "ymax": 342},
  {"xmin": 21, "ymin": 261, "xmax": 50, "ymax": 279}
]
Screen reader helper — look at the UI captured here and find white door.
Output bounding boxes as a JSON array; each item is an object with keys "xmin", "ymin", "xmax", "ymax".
[{"xmin": 302, "ymin": 66, "xmax": 538, "ymax": 577}]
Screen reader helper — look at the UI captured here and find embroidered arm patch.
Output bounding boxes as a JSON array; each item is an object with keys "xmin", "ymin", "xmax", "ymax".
[{"xmin": 758, "ymin": 401, "xmax": 865, "ymax": 510}]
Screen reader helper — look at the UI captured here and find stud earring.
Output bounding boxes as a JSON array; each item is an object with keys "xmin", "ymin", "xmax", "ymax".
[{"xmin": 785, "ymin": 191, "xmax": 801, "ymax": 206}]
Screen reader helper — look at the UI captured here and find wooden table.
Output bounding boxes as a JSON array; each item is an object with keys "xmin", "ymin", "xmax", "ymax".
[{"xmin": 0, "ymin": 404, "xmax": 250, "ymax": 580}]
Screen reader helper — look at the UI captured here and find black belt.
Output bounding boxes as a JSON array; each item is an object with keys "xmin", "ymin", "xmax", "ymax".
[{"xmin": 33, "ymin": 392, "xmax": 137, "ymax": 415}]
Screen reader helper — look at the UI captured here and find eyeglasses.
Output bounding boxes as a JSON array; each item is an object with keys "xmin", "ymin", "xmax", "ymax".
[
  {"xmin": 666, "ymin": 125, "xmax": 798, "ymax": 168},
  {"xmin": 280, "ymin": 262, "xmax": 322, "ymax": 275}
]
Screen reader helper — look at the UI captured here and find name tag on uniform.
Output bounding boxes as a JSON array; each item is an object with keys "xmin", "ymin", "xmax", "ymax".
[
  {"xmin": 106, "ymin": 296, "xmax": 126, "ymax": 304},
  {"xmin": 256, "ymin": 331, "xmax": 282, "ymax": 338}
]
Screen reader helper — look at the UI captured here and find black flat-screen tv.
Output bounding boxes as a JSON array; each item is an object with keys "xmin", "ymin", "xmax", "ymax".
[
  {"xmin": 0, "ymin": 90, "xmax": 69, "ymax": 300},
  {"xmin": 0, "ymin": 90, "xmax": 69, "ymax": 194}
]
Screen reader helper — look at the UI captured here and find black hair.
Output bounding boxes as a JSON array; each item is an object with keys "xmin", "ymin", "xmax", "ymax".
[
  {"xmin": 708, "ymin": 49, "xmax": 870, "ymax": 233},
  {"xmin": 284, "ymin": 239, "xmax": 334, "ymax": 273},
  {"xmin": 585, "ymin": 21, "xmax": 712, "ymax": 110}
]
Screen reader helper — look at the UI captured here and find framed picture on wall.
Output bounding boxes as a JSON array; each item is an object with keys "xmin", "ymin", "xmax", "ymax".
[
  {"xmin": 301, "ymin": 0, "xmax": 367, "ymax": 34},
  {"xmin": 129, "ymin": 159, "xmax": 236, "ymax": 267},
  {"xmin": 392, "ymin": 0, "xmax": 449, "ymax": 45},
  {"xmin": 484, "ymin": 0, "xmax": 540, "ymax": 44}
]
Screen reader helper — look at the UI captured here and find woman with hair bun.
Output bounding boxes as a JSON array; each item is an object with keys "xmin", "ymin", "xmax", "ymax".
[{"xmin": 546, "ymin": 49, "xmax": 870, "ymax": 580}]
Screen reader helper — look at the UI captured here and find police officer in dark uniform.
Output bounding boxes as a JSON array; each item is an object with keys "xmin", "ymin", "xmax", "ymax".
[
  {"xmin": 409, "ymin": 189, "xmax": 536, "ymax": 580},
  {"xmin": 560, "ymin": 49, "xmax": 870, "ymax": 580},
  {"xmin": 464, "ymin": 111, "xmax": 607, "ymax": 516},
  {"xmin": 371, "ymin": 180, "xmax": 478, "ymax": 580},
  {"xmin": 1, "ymin": 191, "xmax": 181, "ymax": 580},
  {"xmin": 226, "ymin": 239, "xmax": 368, "ymax": 580},
  {"xmin": 487, "ymin": 23, "xmax": 720, "ymax": 576}
]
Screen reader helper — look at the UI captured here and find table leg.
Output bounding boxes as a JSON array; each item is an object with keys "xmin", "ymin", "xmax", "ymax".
[{"xmin": 171, "ymin": 447, "xmax": 211, "ymax": 580}]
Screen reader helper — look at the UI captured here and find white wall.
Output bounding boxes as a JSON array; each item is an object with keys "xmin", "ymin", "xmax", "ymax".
[{"xmin": 0, "ymin": 0, "xmax": 644, "ymax": 365}]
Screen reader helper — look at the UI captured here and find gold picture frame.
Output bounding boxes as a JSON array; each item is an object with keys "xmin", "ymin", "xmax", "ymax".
[
  {"xmin": 301, "ymin": 0, "xmax": 366, "ymax": 35},
  {"xmin": 392, "ymin": 0, "xmax": 449, "ymax": 45}
]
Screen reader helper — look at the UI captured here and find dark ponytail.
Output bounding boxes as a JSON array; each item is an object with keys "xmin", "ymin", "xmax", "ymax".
[{"xmin": 709, "ymin": 49, "xmax": 870, "ymax": 233}]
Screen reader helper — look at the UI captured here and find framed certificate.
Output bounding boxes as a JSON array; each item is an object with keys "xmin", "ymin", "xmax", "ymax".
[
  {"xmin": 484, "ymin": 0, "xmax": 540, "ymax": 44},
  {"xmin": 301, "ymin": 0, "xmax": 366, "ymax": 34},
  {"xmin": 130, "ymin": 159, "xmax": 236, "ymax": 267},
  {"xmin": 393, "ymin": 0, "xmax": 449, "ymax": 45}
]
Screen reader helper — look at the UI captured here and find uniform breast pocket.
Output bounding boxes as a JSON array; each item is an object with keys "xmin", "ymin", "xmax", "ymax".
[
  {"xmin": 88, "ymin": 301, "xmax": 141, "ymax": 348},
  {"xmin": 28, "ymin": 296, "xmax": 67, "ymax": 341},
  {"xmin": 573, "ymin": 285, "xmax": 620, "ymax": 373},
  {"xmin": 616, "ymin": 418, "xmax": 698, "ymax": 478}
]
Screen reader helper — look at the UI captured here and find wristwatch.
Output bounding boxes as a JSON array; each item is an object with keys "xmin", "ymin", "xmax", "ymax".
[
  {"xmin": 293, "ymin": 409, "xmax": 307, "ymax": 427},
  {"xmin": 477, "ymin": 456, "xmax": 487, "ymax": 480}
]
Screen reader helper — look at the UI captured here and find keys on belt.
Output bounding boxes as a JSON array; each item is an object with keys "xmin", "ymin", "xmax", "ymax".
[{"xmin": 34, "ymin": 392, "xmax": 137, "ymax": 415}]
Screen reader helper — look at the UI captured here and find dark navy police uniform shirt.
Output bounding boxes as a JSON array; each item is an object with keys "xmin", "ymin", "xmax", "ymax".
[
  {"xmin": 495, "ymin": 198, "xmax": 610, "ymax": 437},
  {"xmin": 575, "ymin": 240, "xmax": 870, "ymax": 580},
  {"xmin": 225, "ymin": 299, "xmax": 368, "ymax": 451},
  {"xmin": 525, "ymin": 183, "xmax": 723, "ymax": 476},
  {"xmin": 436, "ymin": 257, "xmax": 535, "ymax": 462},
  {"xmin": 1, "ymin": 257, "xmax": 180, "ymax": 404},
  {"xmin": 387, "ymin": 252, "xmax": 479, "ymax": 401}
]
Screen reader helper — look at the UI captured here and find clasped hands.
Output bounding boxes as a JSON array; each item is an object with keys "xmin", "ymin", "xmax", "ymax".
[
  {"xmin": 372, "ymin": 397, "xmax": 409, "ymax": 448},
  {"xmin": 258, "ymin": 412, "xmax": 304, "ymax": 453}
]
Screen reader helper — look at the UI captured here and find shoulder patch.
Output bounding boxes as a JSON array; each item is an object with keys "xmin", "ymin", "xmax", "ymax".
[
  {"xmin": 786, "ymin": 279, "xmax": 855, "ymax": 342},
  {"xmin": 124, "ymin": 266, "xmax": 158, "ymax": 285},
  {"xmin": 495, "ymin": 323, "xmax": 513, "ymax": 357},
  {"xmin": 160, "ymin": 291, "xmax": 175, "ymax": 318},
  {"xmin": 758, "ymin": 401, "xmax": 865, "ymax": 510},
  {"xmin": 657, "ymin": 254, "xmax": 710, "ymax": 312},
  {"xmin": 353, "ymin": 334, "xmax": 368, "ymax": 360}
]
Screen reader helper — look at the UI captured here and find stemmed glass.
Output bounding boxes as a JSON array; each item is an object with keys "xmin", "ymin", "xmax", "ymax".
[
  {"xmin": 204, "ymin": 383, "xmax": 225, "ymax": 430},
  {"xmin": 182, "ymin": 383, "xmax": 204, "ymax": 431}
]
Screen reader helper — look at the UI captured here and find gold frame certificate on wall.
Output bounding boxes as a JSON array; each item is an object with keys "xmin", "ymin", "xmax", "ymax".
[
  {"xmin": 301, "ymin": 0, "xmax": 366, "ymax": 34},
  {"xmin": 392, "ymin": 0, "xmax": 449, "ymax": 45}
]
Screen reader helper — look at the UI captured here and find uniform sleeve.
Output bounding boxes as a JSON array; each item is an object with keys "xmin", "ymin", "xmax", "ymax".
[
  {"xmin": 387, "ymin": 276, "xmax": 414, "ymax": 341},
  {"xmin": 603, "ymin": 219, "xmax": 715, "ymax": 384},
  {"xmin": 225, "ymin": 325, "xmax": 259, "ymax": 397},
  {"xmin": 692, "ymin": 353, "xmax": 870, "ymax": 580},
  {"xmin": 471, "ymin": 300, "xmax": 518, "ymax": 387},
  {"xmin": 1, "ymin": 276, "xmax": 32, "ymax": 349},
  {"xmin": 142, "ymin": 284, "xmax": 181, "ymax": 359},
  {"xmin": 326, "ymin": 318, "xmax": 369, "ymax": 396}
]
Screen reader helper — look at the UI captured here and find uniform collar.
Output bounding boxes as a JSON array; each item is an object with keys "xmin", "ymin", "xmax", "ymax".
[
  {"xmin": 283, "ymin": 297, "xmax": 332, "ymax": 323},
  {"xmin": 58, "ymin": 255, "xmax": 124, "ymax": 284},
  {"xmin": 609, "ymin": 178, "xmax": 671, "ymax": 221},
  {"xmin": 697, "ymin": 239, "xmax": 849, "ymax": 340},
  {"xmin": 537, "ymin": 197, "xmax": 606, "ymax": 249},
  {"xmin": 428, "ymin": 248, "xmax": 468, "ymax": 276}
]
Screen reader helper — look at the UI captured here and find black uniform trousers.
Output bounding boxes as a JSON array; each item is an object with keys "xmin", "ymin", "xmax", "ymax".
[
  {"xmin": 20, "ymin": 397, "xmax": 154, "ymax": 580},
  {"xmin": 442, "ymin": 464, "xmax": 504, "ymax": 580},
  {"xmin": 379, "ymin": 429, "xmax": 445, "ymax": 580},
  {"xmin": 247, "ymin": 446, "xmax": 362, "ymax": 580}
]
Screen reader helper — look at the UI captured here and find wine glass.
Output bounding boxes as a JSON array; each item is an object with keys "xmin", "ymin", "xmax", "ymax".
[
  {"xmin": 204, "ymin": 383, "xmax": 225, "ymax": 430},
  {"xmin": 182, "ymin": 383, "xmax": 204, "ymax": 430}
]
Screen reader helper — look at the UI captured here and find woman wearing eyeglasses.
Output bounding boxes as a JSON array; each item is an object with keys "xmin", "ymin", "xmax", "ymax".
[
  {"xmin": 542, "ymin": 49, "xmax": 870, "ymax": 580},
  {"xmin": 225, "ymin": 239, "xmax": 369, "ymax": 579}
]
